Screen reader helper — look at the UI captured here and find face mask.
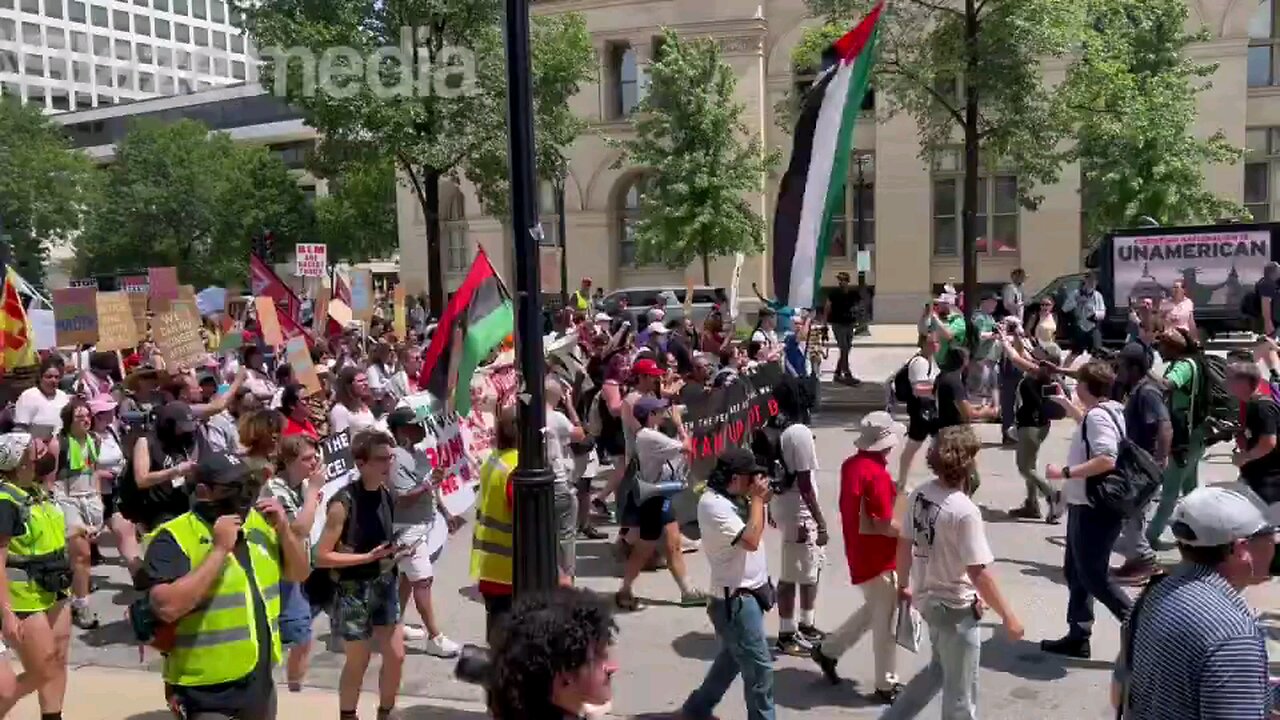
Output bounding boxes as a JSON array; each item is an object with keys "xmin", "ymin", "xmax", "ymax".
[{"xmin": 193, "ymin": 482, "xmax": 257, "ymax": 523}]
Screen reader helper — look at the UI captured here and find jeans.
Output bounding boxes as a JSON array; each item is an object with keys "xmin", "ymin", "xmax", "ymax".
[
  {"xmin": 882, "ymin": 601, "xmax": 982, "ymax": 720},
  {"xmin": 1115, "ymin": 496, "xmax": 1156, "ymax": 564},
  {"xmin": 1015, "ymin": 426, "xmax": 1052, "ymax": 504},
  {"xmin": 1064, "ymin": 504, "xmax": 1131, "ymax": 638},
  {"xmin": 820, "ymin": 570, "xmax": 898, "ymax": 691},
  {"xmin": 999, "ymin": 359, "xmax": 1023, "ymax": 436},
  {"xmin": 681, "ymin": 595, "xmax": 776, "ymax": 720},
  {"xmin": 1146, "ymin": 429, "xmax": 1204, "ymax": 546},
  {"xmin": 832, "ymin": 322, "xmax": 854, "ymax": 377}
]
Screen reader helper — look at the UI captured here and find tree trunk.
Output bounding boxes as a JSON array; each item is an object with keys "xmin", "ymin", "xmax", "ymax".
[
  {"xmin": 701, "ymin": 252, "xmax": 711, "ymax": 286},
  {"xmin": 423, "ymin": 168, "xmax": 444, "ymax": 317},
  {"xmin": 962, "ymin": 0, "xmax": 980, "ymax": 348}
]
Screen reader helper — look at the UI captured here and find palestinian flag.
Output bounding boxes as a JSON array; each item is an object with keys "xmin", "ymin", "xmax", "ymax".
[
  {"xmin": 772, "ymin": 2, "xmax": 883, "ymax": 310},
  {"xmin": 416, "ymin": 249, "xmax": 513, "ymax": 415}
]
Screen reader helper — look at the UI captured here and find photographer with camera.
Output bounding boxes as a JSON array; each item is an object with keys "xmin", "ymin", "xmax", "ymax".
[
  {"xmin": 484, "ymin": 587, "xmax": 618, "ymax": 720},
  {"xmin": 678, "ymin": 447, "xmax": 776, "ymax": 720}
]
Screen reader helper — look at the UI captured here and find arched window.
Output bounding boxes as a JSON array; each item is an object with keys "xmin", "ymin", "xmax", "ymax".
[
  {"xmin": 444, "ymin": 192, "xmax": 469, "ymax": 273},
  {"xmin": 617, "ymin": 175, "xmax": 649, "ymax": 266}
]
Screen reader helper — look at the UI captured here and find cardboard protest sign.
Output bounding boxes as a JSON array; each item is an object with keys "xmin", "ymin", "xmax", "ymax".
[
  {"xmin": 254, "ymin": 296, "xmax": 283, "ymax": 347},
  {"xmin": 393, "ymin": 285, "xmax": 406, "ymax": 340},
  {"xmin": 94, "ymin": 291, "xmax": 139, "ymax": 352},
  {"xmin": 327, "ymin": 298, "xmax": 353, "ymax": 327},
  {"xmin": 148, "ymin": 267, "xmax": 179, "ymax": 311},
  {"xmin": 681, "ymin": 362, "xmax": 784, "ymax": 481},
  {"xmin": 286, "ymin": 336, "xmax": 322, "ymax": 396},
  {"xmin": 313, "ymin": 287, "xmax": 330, "ymax": 333},
  {"xmin": 51, "ymin": 287, "xmax": 99, "ymax": 346},
  {"xmin": 128, "ymin": 293, "xmax": 148, "ymax": 329},
  {"xmin": 152, "ymin": 309, "xmax": 206, "ymax": 369},
  {"xmin": 349, "ymin": 269, "xmax": 373, "ymax": 322},
  {"xmin": 295, "ymin": 243, "xmax": 327, "ymax": 278},
  {"xmin": 174, "ymin": 285, "xmax": 201, "ymax": 327}
]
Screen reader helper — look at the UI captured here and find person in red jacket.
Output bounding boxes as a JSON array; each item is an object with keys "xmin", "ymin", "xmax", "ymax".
[{"xmin": 811, "ymin": 411, "xmax": 907, "ymax": 705}]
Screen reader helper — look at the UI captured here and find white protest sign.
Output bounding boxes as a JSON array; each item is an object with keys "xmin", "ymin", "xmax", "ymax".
[
  {"xmin": 403, "ymin": 394, "xmax": 480, "ymax": 520},
  {"xmin": 295, "ymin": 243, "xmax": 328, "ymax": 278}
]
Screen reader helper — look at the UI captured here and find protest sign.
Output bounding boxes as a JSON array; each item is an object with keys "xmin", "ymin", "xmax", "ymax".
[
  {"xmin": 119, "ymin": 275, "xmax": 149, "ymax": 295},
  {"xmin": 152, "ymin": 309, "xmax": 206, "ymax": 369},
  {"xmin": 195, "ymin": 287, "xmax": 227, "ymax": 317},
  {"xmin": 28, "ymin": 303, "xmax": 55, "ymax": 351},
  {"xmin": 1112, "ymin": 229, "xmax": 1271, "ymax": 309},
  {"xmin": 52, "ymin": 287, "xmax": 99, "ymax": 346},
  {"xmin": 313, "ymin": 287, "xmax": 330, "ymax": 333},
  {"xmin": 148, "ymin": 267, "xmax": 179, "ymax": 311},
  {"xmin": 128, "ymin": 293, "xmax": 148, "ymax": 329},
  {"xmin": 68, "ymin": 278, "xmax": 98, "ymax": 289},
  {"xmin": 349, "ymin": 269, "xmax": 373, "ymax": 322},
  {"xmin": 393, "ymin": 285, "xmax": 406, "ymax": 339},
  {"xmin": 681, "ymin": 362, "xmax": 784, "ymax": 480},
  {"xmin": 295, "ymin": 243, "xmax": 327, "ymax": 278},
  {"xmin": 402, "ymin": 396, "xmax": 480, "ymax": 519},
  {"xmin": 311, "ymin": 431, "xmax": 357, "ymax": 545},
  {"xmin": 255, "ymin": 296, "xmax": 283, "ymax": 347},
  {"xmin": 94, "ymin": 291, "xmax": 139, "ymax": 352},
  {"xmin": 328, "ymin": 298, "xmax": 353, "ymax": 327},
  {"xmin": 286, "ymin": 336, "xmax": 322, "ymax": 396},
  {"xmin": 174, "ymin": 285, "xmax": 201, "ymax": 327}
]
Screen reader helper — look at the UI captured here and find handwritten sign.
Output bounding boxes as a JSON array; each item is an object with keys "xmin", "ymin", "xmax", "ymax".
[
  {"xmin": 401, "ymin": 396, "xmax": 479, "ymax": 519},
  {"xmin": 295, "ymin": 243, "xmax": 327, "ymax": 278},
  {"xmin": 286, "ymin": 336, "xmax": 322, "ymax": 396},
  {"xmin": 152, "ymin": 309, "xmax": 206, "ymax": 369},
  {"xmin": 174, "ymin": 285, "xmax": 200, "ymax": 327},
  {"xmin": 313, "ymin": 287, "xmax": 330, "ymax": 332},
  {"xmin": 255, "ymin": 296, "xmax": 283, "ymax": 347},
  {"xmin": 349, "ymin": 269, "xmax": 373, "ymax": 322},
  {"xmin": 393, "ymin": 285, "xmax": 406, "ymax": 340},
  {"xmin": 94, "ymin": 291, "xmax": 139, "ymax": 352},
  {"xmin": 148, "ymin": 267, "xmax": 179, "ymax": 311},
  {"xmin": 128, "ymin": 293, "xmax": 148, "ymax": 330},
  {"xmin": 52, "ymin": 287, "xmax": 99, "ymax": 346},
  {"xmin": 328, "ymin": 298, "xmax": 352, "ymax": 327}
]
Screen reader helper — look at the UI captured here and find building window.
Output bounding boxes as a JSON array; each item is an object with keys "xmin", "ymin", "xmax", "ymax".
[
  {"xmin": 444, "ymin": 193, "xmax": 469, "ymax": 273},
  {"xmin": 71, "ymin": 31, "xmax": 87, "ymax": 52},
  {"xmin": 617, "ymin": 175, "xmax": 650, "ymax": 266},
  {"xmin": 137, "ymin": 43, "xmax": 152, "ymax": 64},
  {"xmin": 47, "ymin": 56, "xmax": 65, "ymax": 80},
  {"xmin": 176, "ymin": 49, "xmax": 190, "ymax": 70},
  {"xmin": 270, "ymin": 140, "xmax": 312, "ymax": 169},
  {"xmin": 93, "ymin": 63, "xmax": 109, "ymax": 85},
  {"xmin": 194, "ymin": 51, "xmax": 208, "ymax": 73},
  {"xmin": 49, "ymin": 88, "xmax": 68, "ymax": 111},
  {"xmin": 191, "ymin": 0, "xmax": 205, "ymax": 18},
  {"xmin": 21, "ymin": 22, "xmax": 39, "ymax": 44},
  {"xmin": 154, "ymin": 0, "xmax": 167, "ymax": 10},
  {"xmin": 114, "ymin": 38, "xmax": 129, "ymax": 61},
  {"xmin": 158, "ymin": 73, "xmax": 173, "ymax": 93},
  {"xmin": 211, "ymin": 0, "xmax": 224, "ymax": 22},
  {"xmin": 193, "ymin": 26, "xmax": 207, "ymax": 47},
  {"xmin": 1244, "ymin": 127, "xmax": 1280, "ymax": 221},
  {"xmin": 230, "ymin": 33, "xmax": 243, "ymax": 54},
  {"xmin": 72, "ymin": 60, "xmax": 87, "ymax": 82},
  {"xmin": 175, "ymin": 23, "xmax": 189, "ymax": 44},
  {"xmin": 212, "ymin": 30, "xmax": 225, "ymax": 50},
  {"xmin": 74, "ymin": 90, "xmax": 92, "ymax": 109},
  {"xmin": 116, "ymin": 68, "xmax": 131, "ymax": 90},
  {"xmin": 44, "ymin": 0, "xmax": 61, "ymax": 19},
  {"xmin": 155, "ymin": 19, "xmax": 169, "ymax": 39},
  {"xmin": 213, "ymin": 56, "xmax": 225, "ymax": 76},
  {"xmin": 112, "ymin": 9, "xmax": 128, "ymax": 31},
  {"xmin": 538, "ymin": 180, "xmax": 560, "ymax": 247},
  {"xmin": 173, "ymin": 0, "xmax": 187, "ymax": 15},
  {"xmin": 92, "ymin": 35, "xmax": 107, "ymax": 57},
  {"xmin": 135, "ymin": 14, "xmax": 149, "ymax": 36},
  {"xmin": 1252, "ymin": 0, "xmax": 1278, "ymax": 87},
  {"xmin": 825, "ymin": 152, "xmax": 876, "ymax": 261},
  {"xmin": 231, "ymin": 59, "xmax": 244, "ymax": 79},
  {"xmin": 22, "ymin": 53, "xmax": 43, "ymax": 77},
  {"xmin": 0, "ymin": 51, "xmax": 15, "ymax": 74},
  {"xmin": 19, "ymin": 0, "xmax": 36, "ymax": 12},
  {"xmin": 608, "ymin": 42, "xmax": 638, "ymax": 119},
  {"xmin": 89, "ymin": 4, "xmax": 106, "ymax": 27},
  {"xmin": 68, "ymin": 1, "xmax": 84, "ymax": 21},
  {"xmin": 0, "ymin": 19, "xmax": 14, "ymax": 42},
  {"xmin": 47, "ymin": 27, "xmax": 64, "ymax": 49},
  {"xmin": 932, "ymin": 151, "xmax": 1020, "ymax": 257},
  {"xmin": 156, "ymin": 46, "xmax": 170, "ymax": 67},
  {"xmin": 0, "ymin": 82, "xmax": 18, "ymax": 100}
]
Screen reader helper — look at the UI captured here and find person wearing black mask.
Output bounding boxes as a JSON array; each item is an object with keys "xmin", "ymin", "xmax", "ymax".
[
  {"xmin": 140, "ymin": 452, "xmax": 310, "ymax": 720},
  {"xmin": 129, "ymin": 402, "xmax": 202, "ymax": 531}
]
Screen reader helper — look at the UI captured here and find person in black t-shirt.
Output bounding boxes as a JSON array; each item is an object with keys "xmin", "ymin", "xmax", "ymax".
[
  {"xmin": 1255, "ymin": 262, "xmax": 1280, "ymax": 382},
  {"xmin": 1228, "ymin": 362, "xmax": 1280, "ymax": 509},
  {"xmin": 999, "ymin": 336, "xmax": 1065, "ymax": 522},
  {"xmin": 933, "ymin": 348, "xmax": 997, "ymax": 496},
  {"xmin": 130, "ymin": 401, "xmax": 202, "ymax": 531},
  {"xmin": 314, "ymin": 430, "xmax": 403, "ymax": 720},
  {"xmin": 824, "ymin": 272, "xmax": 860, "ymax": 381}
]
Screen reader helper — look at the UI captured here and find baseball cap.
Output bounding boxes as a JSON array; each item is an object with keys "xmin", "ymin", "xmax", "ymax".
[
  {"xmin": 594, "ymin": 312, "xmax": 612, "ymax": 323},
  {"xmin": 633, "ymin": 396, "xmax": 670, "ymax": 423},
  {"xmin": 632, "ymin": 358, "xmax": 664, "ymax": 378},
  {"xmin": 87, "ymin": 395, "xmax": 118, "ymax": 416},
  {"xmin": 1171, "ymin": 485, "xmax": 1275, "ymax": 547},
  {"xmin": 194, "ymin": 452, "xmax": 253, "ymax": 487},
  {"xmin": 158, "ymin": 402, "xmax": 198, "ymax": 435},
  {"xmin": 716, "ymin": 447, "xmax": 766, "ymax": 477},
  {"xmin": 386, "ymin": 406, "xmax": 422, "ymax": 431},
  {"xmin": 647, "ymin": 321, "xmax": 670, "ymax": 335}
]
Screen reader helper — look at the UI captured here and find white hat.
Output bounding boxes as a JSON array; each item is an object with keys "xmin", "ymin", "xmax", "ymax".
[
  {"xmin": 935, "ymin": 293, "xmax": 956, "ymax": 306},
  {"xmin": 647, "ymin": 308, "xmax": 666, "ymax": 323},
  {"xmin": 594, "ymin": 313, "xmax": 612, "ymax": 323},
  {"xmin": 853, "ymin": 411, "xmax": 906, "ymax": 453},
  {"xmin": 1172, "ymin": 484, "xmax": 1275, "ymax": 547},
  {"xmin": 0, "ymin": 433, "xmax": 33, "ymax": 473},
  {"xmin": 647, "ymin": 321, "xmax": 670, "ymax": 335}
]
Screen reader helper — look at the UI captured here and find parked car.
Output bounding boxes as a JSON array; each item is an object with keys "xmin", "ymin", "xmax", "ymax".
[{"xmin": 601, "ymin": 285, "xmax": 728, "ymax": 329}]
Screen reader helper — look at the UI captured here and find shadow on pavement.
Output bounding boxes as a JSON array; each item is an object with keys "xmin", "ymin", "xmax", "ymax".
[
  {"xmin": 670, "ymin": 631, "xmax": 718, "ymax": 661},
  {"xmin": 980, "ymin": 635, "xmax": 1114, "ymax": 682},
  {"xmin": 573, "ymin": 540, "xmax": 623, "ymax": 580},
  {"xmin": 399, "ymin": 702, "xmax": 488, "ymax": 718},
  {"xmin": 80, "ymin": 618, "xmax": 136, "ymax": 648},
  {"xmin": 995, "ymin": 557, "xmax": 1066, "ymax": 586}
]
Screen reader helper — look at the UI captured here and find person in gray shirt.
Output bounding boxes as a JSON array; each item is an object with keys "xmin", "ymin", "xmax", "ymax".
[{"xmin": 387, "ymin": 407, "xmax": 464, "ymax": 658}]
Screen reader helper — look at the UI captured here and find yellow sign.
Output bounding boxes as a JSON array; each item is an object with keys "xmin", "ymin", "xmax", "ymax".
[{"xmin": 95, "ymin": 292, "xmax": 140, "ymax": 352}]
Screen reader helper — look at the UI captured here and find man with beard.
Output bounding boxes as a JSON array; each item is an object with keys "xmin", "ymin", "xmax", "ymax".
[{"xmin": 140, "ymin": 452, "xmax": 310, "ymax": 720}]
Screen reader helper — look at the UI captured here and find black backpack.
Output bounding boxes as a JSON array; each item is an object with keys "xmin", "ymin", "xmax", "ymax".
[
  {"xmin": 892, "ymin": 354, "xmax": 928, "ymax": 403},
  {"xmin": 750, "ymin": 421, "xmax": 793, "ymax": 492},
  {"xmin": 1192, "ymin": 353, "xmax": 1233, "ymax": 431},
  {"xmin": 1082, "ymin": 405, "xmax": 1163, "ymax": 516}
]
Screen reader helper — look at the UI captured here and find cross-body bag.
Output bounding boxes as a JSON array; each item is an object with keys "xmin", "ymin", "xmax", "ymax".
[{"xmin": 1081, "ymin": 405, "xmax": 1162, "ymax": 517}]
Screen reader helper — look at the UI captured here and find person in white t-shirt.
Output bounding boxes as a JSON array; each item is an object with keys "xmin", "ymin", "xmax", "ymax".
[
  {"xmin": 330, "ymin": 367, "xmax": 384, "ymax": 436},
  {"xmin": 897, "ymin": 426, "xmax": 1023, "ymax": 718},
  {"xmin": 545, "ymin": 377, "xmax": 587, "ymax": 579},
  {"xmin": 680, "ymin": 447, "xmax": 776, "ymax": 720},
  {"xmin": 14, "ymin": 357, "xmax": 71, "ymax": 437}
]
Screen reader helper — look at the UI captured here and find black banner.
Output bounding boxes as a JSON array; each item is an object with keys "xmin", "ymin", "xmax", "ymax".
[
  {"xmin": 319, "ymin": 431, "xmax": 355, "ymax": 482},
  {"xmin": 682, "ymin": 363, "xmax": 784, "ymax": 479}
]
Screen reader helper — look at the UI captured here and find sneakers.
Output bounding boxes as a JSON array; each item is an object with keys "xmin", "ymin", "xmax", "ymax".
[
  {"xmin": 1009, "ymin": 501, "xmax": 1042, "ymax": 520},
  {"xmin": 424, "ymin": 633, "xmax": 462, "ymax": 659},
  {"xmin": 873, "ymin": 683, "xmax": 906, "ymax": 705},
  {"xmin": 402, "ymin": 624, "xmax": 427, "ymax": 641},
  {"xmin": 798, "ymin": 624, "xmax": 826, "ymax": 644},
  {"xmin": 71, "ymin": 602, "xmax": 100, "ymax": 630},
  {"xmin": 1111, "ymin": 557, "xmax": 1158, "ymax": 585},
  {"xmin": 1046, "ymin": 491, "xmax": 1066, "ymax": 525},
  {"xmin": 578, "ymin": 525, "xmax": 608, "ymax": 541},
  {"xmin": 809, "ymin": 645, "xmax": 841, "ymax": 684},
  {"xmin": 775, "ymin": 632, "xmax": 812, "ymax": 657},
  {"xmin": 1040, "ymin": 634, "xmax": 1091, "ymax": 659}
]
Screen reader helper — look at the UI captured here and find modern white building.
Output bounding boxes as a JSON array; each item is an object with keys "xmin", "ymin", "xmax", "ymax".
[{"xmin": 0, "ymin": 0, "xmax": 255, "ymax": 113}]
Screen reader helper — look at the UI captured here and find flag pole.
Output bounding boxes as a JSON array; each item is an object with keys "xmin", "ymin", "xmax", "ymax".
[{"xmin": 503, "ymin": 0, "xmax": 559, "ymax": 594}]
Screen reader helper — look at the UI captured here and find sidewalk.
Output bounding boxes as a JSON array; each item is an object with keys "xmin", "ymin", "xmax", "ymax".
[{"xmin": 10, "ymin": 664, "xmax": 491, "ymax": 719}]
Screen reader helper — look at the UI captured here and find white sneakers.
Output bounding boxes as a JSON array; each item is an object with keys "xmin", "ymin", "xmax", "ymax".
[
  {"xmin": 402, "ymin": 624, "xmax": 427, "ymax": 641},
  {"xmin": 425, "ymin": 633, "xmax": 462, "ymax": 659}
]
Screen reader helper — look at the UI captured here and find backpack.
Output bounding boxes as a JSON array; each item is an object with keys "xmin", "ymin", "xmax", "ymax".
[
  {"xmin": 892, "ymin": 354, "xmax": 928, "ymax": 403},
  {"xmin": 1082, "ymin": 405, "xmax": 1163, "ymax": 517},
  {"xmin": 750, "ymin": 421, "xmax": 793, "ymax": 492},
  {"xmin": 1241, "ymin": 289, "xmax": 1262, "ymax": 319},
  {"xmin": 1191, "ymin": 354, "xmax": 1235, "ymax": 446}
]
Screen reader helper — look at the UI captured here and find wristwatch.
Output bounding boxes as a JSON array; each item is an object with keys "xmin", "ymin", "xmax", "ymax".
[{"xmin": 1062, "ymin": 466, "xmax": 1071, "ymax": 479}]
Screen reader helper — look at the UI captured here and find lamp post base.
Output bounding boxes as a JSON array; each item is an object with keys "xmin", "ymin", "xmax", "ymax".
[{"xmin": 512, "ymin": 466, "xmax": 560, "ymax": 596}]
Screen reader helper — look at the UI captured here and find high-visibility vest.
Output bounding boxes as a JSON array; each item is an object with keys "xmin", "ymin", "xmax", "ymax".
[
  {"xmin": 571, "ymin": 291, "xmax": 590, "ymax": 312},
  {"xmin": 0, "ymin": 482, "xmax": 68, "ymax": 613},
  {"xmin": 157, "ymin": 510, "xmax": 283, "ymax": 688},
  {"xmin": 470, "ymin": 449, "xmax": 517, "ymax": 586}
]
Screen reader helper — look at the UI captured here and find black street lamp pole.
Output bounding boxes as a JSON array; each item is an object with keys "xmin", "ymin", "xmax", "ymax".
[
  {"xmin": 502, "ymin": 0, "xmax": 559, "ymax": 596},
  {"xmin": 556, "ymin": 176, "xmax": 569, "ymax": 308},
  {"xmin": 853, "ymin": 155, "xmax": 870, "ymax": 335}
]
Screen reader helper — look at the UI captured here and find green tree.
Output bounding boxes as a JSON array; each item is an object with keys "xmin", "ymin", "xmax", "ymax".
[
  {"xmin": 313, "ymin": 154, "xmax": 399, "ymax": 263},
  {"xmin": 616, "ymin": 29, "xmax": 779, "ymax": 284},
  {"xmin": 240, "ymin": 0, "xmax": 594, "ymax": 313},
  {"xmin": 794, "ymin": 0, "xmax": 1083, "ymax": 312},
  {"xmin": 0, "ymin": 97, "xmax": 96, "ymax": 288},
  {"xmin": 77, "ymin": 119, "xmax": 312, "ymax": 287},
  {"xmin": 1062, "ymin": 0, "xmax": 1243, "ymax": 246}
]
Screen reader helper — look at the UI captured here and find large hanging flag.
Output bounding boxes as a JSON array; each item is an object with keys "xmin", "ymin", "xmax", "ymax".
[
  {"xmin": 416, "ymin": 248, "xmax": 514, "ymax": 415},
  {"xmin": 250, "ymin": 253, "xmax": 301, "ymax": 321},
  {"xmin": 772, "ymin": 2, "xmax": 883, "ymax": 310},
  {"xmin": 0, "ymin": 267, "xmax": 36, "ymax": 372}
]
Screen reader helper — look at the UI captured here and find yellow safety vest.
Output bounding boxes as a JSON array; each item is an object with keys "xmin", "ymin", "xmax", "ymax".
[
  {"xmin": 470, "ymin": 449, "xmax": 517, "ymax": 587},
  {"xmin": 157, "ymin": 510, "xmax": 284, "ymax": 688},
  {"xmin": 571, "ymin": 291, "xmax": 590, "ymax": 312},
  {"xmin": 0, "ymin": 482, "xmax": 68, "ymax": 613}
]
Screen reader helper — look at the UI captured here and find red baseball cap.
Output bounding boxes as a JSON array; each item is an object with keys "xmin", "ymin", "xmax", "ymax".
[{"xmin": 631, "ymin": 358, "xmax": 663, "ymax": 378}]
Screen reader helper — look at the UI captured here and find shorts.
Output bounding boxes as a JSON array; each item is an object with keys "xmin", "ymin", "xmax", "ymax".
[
  {"xmin": 555, "ymin": 485, "xmax": 577, "ymax": 576},
  {"xmin": 906, "ymin": 410, "xmax": 932, "ymax": 443},
  {"xmin": 278, "ymin": 581, "xmax": 313, "ymax": 646},
  {"xmin": 395, "ymin": 523, "xmax": 444, "ymax": 583},
  {"xmin": 622, "ymin": 494, "xmax": 675, "ymax": 542},
  {"xmin": 779, "ymin": 536, "xmax": 825, "ymax": 585},
  {"xmin": 56, "ymin": 493, "xmax": 104, "ymax": 536},
  {"xmin": 331, "ymin": 573, "xmax": 399, "ymax": 642}
]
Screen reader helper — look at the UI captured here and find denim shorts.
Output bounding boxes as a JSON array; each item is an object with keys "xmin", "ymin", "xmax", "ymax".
[{"xmin": 278, "ymin": 581, "xmax": 313, "ymax": 646}]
